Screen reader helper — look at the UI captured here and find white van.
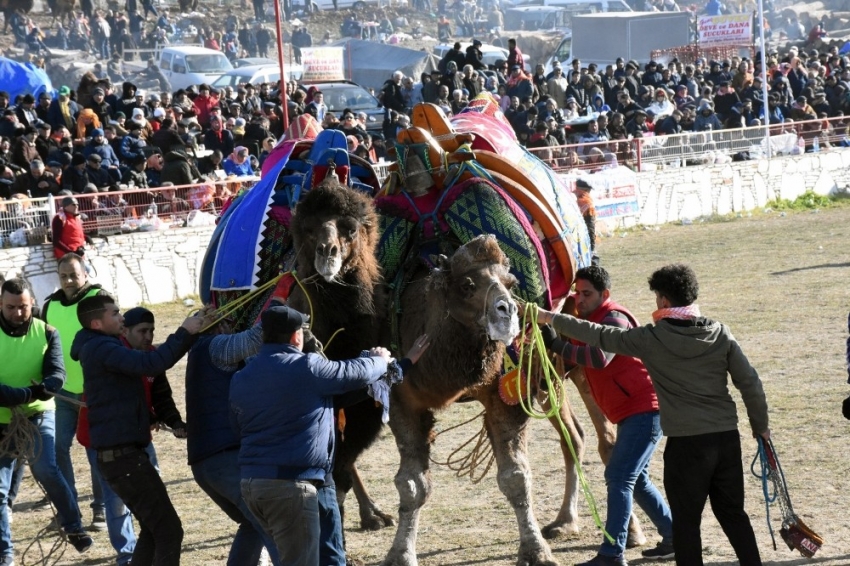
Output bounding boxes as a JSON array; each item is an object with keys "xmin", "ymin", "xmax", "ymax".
[
  {"xmin": 159, "ymin": 46, "xmax": 233, "ymax": 92},
  {"xmin": 518, "ymin": 0, "xmax": 632, "ymax": 13},
  {"xmin": 211, "ymin": 64, "xmax": 305, "ymax": 89}
]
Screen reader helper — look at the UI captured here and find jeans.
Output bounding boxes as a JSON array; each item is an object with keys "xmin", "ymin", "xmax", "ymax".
[
  {"xmin": 664, "ymin": 430, "xmax": 762, "ymax": 566},
  {"xmin": 56, "ymin": 394, "xmax": 104, "ymax": 513},
  {"xmin": 191, "ymin": 450, "xmax": 281, "ymax": 566},
  {"xmin": 0, "ymin": 411, "xmax": 83, "ymax": 557},
  {"xmin": 97, "ymin": 446, "xmax": 183, "ymax": 566},
  {"xmin": 85, "ymin": 448, "xmax": 135, "ymax": 565},
  {"xmin": 317, "ymin": 482, "xmax": 346, "ymax": 566},
  {"xmin": 241, "ymin": 478, "xmax": 320, "ymax": 566},
  {"xmin": 600, "ymin": 411, "xmax": 672, "ymax": 556}
]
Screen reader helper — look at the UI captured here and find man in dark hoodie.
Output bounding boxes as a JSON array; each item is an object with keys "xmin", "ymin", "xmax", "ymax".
[
  {"xmin": 72, "ymin": 295, "xmax": 203, "ymax": 566},
  {"xmin": 536, "ymin": 264, "xmax": 769, "ymax": 566},
  {"xmin": 0, "ymin": 278, "xmax": 94, "ymax": 563},
  {"xmin": 42, "ymin": 253, "xmax": 111, "ymax": 531},
  {"xmin": 115, "ymin": 82, "xmax": 139, "ymax": 119}
]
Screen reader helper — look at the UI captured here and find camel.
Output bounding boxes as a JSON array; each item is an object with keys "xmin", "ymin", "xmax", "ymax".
[
  {"xmin": 287, "ymin": 175, "xmax": 396, "ymax": 531},
  {"xmin": 383, "ymin": 234, "xmax": 556, "ymax": 566}
]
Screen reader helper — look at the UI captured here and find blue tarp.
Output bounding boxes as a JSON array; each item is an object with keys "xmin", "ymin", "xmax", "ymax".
[{"xmin": 0, "ymin": 57, "xmax": 54, "ymax": 101}]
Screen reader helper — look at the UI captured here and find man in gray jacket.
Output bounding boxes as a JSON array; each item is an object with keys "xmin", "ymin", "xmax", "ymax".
[{"xmin": 537, "ymin": 264, "xmax": 769, "ymax": 566}]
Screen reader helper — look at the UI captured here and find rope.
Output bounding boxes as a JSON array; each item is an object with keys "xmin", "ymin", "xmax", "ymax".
[
  {"xmin": 751, "ymin": 437, "xmax": 778, "ymax": 551},
  {"xmin": 0, "ymin": 411, "xmax": 69, "ymax": 565},
  {"xmin": 515, "ymin": 302, "xmax": 614, "ymax": 544},
  {"xmin": 430, "ymin": 410, "xmax": 496, "ymax": 484}
]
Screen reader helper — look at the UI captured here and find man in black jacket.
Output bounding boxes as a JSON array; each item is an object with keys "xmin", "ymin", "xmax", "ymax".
[{"xmin": 72, "ymin": 295, "xmax": 203, "ymax": 566}]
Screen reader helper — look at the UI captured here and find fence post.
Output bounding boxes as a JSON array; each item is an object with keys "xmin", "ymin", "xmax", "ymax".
[{"xmin": 634, "ymin": 137, "xmax": 642, "ymax": 172}]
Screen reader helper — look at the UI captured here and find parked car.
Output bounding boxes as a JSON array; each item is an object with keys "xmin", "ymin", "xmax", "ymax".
[
  {"xmin": 292, "ymin": 0, "xmax": 376, "ymax": 12},
  {"xmin": 212, "ymin": 64, "xmax": 304, "ymax": 89},
  {"xmin": 232, "ymin": 57, "xmax": 278, "ymax": 68},
  {"xmin": 158, "ymin": 46, "xmax": 233, "ymax": 91},
  {"xmin": 301, "ymin": 80, "xmax": 384, "ymax": 133},
  {"xmin": 433, "ymin": 42, "xmax": 531, "ymax": 72}
]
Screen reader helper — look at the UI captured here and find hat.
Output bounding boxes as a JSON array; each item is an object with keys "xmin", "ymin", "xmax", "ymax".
[
  {"xmin": 87, "ymin": 153, "xmax": 102, "ymax": 163},
  {"xmin": 22, "ymin": 94, "xmax": 35, "ymax": 104},
  {"xmin": 37, "ymin": 121, "xmax": 51, "ymax": 130},
  {"xmin": 171, "ymin": 105, "xmax": 184, "ymax": 113},
  {"xmin": 61, "ymin": 196, "xmax": 79, "ymax": 207},
  {"xmin": 93, "ymin": 87, "xmax": 105, "ymax": 96},
  {"xmin": 127, "ymin": 120, "xmax": 143, "ymax": 130},
  {"xmin": 39, "ymin": 92, "xmax": 51, "ymax": 100},
  {"xmin": 59, "ymin": 86, "xmax": 71, "ymax": 96},
  {"xmin": 46, "ymin": 160, "xmax": 61, "ymax": 168},
  {"xmin": 261, "ymin": 305, "xmax": 309, "ymax": 334},
  {"xmin": 30, "ymin": 158, "xmax": 43, "ymax": 168},
  {"xmin": 153, "ymin": 108, "xmax": 165, "ymax": 118},
  {"xmin": 132, "ymin": 108, "xmax": 145, "ymax": 117},
  {"xmin": 91, "ymin": 127, "xmax": 104, "ymax": 137},
  {"xmin": 235, "ymin": 117, "xmax": 246, "ymax": 127},
  {"xmin": 510, "ymin": 64, "xmax": 521, "ymax": 71},
  {"xmin": 472, "ymin": 39, "xmax": 482, "ymax": 47},
  {"xmin": 634, "ymin": 108, "xmax": 648, "ymax": 117},
  {"xmin": 115, "ymin": 111, "xmax": 126, "ymax": 119},
  {"xmin": 123, "ymin": 307, "xmax": 155, "ymax": 328},
  {"xmin": 676, "ymin": 84, "xmax": 687, "ymax": 92},
  {"xmin": 575, "ymin": 179, "xmax": 592, "ymax": 190}
]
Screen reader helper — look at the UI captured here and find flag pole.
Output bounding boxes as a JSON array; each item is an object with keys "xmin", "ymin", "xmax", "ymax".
[{"xmin": 273, "ymin": 0, "xmax": 290, "ymax": 130}]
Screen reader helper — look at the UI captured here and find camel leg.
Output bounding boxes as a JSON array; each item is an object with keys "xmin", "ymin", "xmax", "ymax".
[
  {"xmin": 349, "ymin": 463, "xmax": 396, "ymax": 530},
  {"xmin": 537, "ymin": 382, "xmax": 585, "ymax": 540},
  {"xmin": 568, "ymin": 368, "xmax": 647, "ymax": 548},
  {"xmin": 381, "ymin": 398, "xmax": 435, "ymax": 566},
  {"xmin": 481, "ymin": 389, "xmax": 558, "ymax": 566}
]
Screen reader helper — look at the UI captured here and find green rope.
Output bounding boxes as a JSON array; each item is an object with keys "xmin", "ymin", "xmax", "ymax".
[{"xmin": 514, "ymin": 302, "xmax": 614, "ymax": 545}]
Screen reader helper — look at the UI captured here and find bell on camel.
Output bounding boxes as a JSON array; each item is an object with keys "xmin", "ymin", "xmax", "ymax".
[{"xmin": 404, "ymin": 153, "xmax": 435, "ymax": 197}]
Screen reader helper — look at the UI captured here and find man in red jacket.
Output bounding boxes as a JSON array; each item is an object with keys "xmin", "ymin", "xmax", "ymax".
[
  {"xmin": 52, "ymin": 196, "xmax": 89, "ymax": 260},
  {"xmin": 541, "ymin": 266, "xmax": 674, "ymax": 566}
]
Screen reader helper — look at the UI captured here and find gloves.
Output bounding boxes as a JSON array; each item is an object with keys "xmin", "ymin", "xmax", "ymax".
[
  {"xmin": 539, "ymin": 325, "xmax": 558, "ymax": 350},
  {"xmin": 74, "ymin": 246, "xmax": 86, "ymax": 256},
  {"xmin": 843, "ymin": 395, "xmax": 850, "ymax": 421},
  {"xmin": 27, "ymin": 383, "xmax": 53, "ymax": 402},
  {"xmin": 170, "ymin": 421, "xmax": 188, "ymax": 439}
]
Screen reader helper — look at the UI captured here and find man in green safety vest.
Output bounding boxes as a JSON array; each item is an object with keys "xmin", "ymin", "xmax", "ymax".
[
  {"xmin": 41, "ymin": 253, "xmax": 111, "ymax": 532},
  {"xmin": 0, "ymin": 278, "xmax": 94, "ymax": 566}
]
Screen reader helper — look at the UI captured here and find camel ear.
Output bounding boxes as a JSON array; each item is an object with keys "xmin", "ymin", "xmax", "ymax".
[{"xmin": 431, "ymin": 254, "xmax": 450, "ymax": 272}]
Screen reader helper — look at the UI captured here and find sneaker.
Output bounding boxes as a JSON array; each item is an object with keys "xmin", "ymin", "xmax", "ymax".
[
  {"xmin": 67, "ymin": 530, "xmax": 94, "ymax": 554},
  {"xmin": 641, "ymin": 542, "xmax": 675, "ymax": 560},
  {"xmin": 575, "ymin": 554, "xmax": 628, "ymax": 566},
  {"xmin": 90, "ymin": 509, "xmax": 107, "ymax": 532}
]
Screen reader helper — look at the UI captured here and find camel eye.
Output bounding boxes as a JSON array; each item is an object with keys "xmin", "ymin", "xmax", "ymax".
[{"xmin": 461, "ymin": 278, "xmax": 475, "ymax": 294}]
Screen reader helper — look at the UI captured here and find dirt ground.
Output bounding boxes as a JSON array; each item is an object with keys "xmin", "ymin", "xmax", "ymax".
[{"xmin": 9, "ymin": 204, "xmax": 850, "ymax": 565}]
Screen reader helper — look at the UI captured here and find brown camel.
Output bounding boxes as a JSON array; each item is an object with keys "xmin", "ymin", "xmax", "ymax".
[
  {"xmin": 383, "ymin": 234, "xmax": 556, "ymax": 566},
  {"xmin": 287, "ymin": 176, "xmax": 396, "ymax": 531}
]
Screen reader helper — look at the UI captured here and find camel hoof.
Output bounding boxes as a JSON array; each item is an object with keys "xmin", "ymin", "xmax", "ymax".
[
  {"xmin": 541, "ymin": 520, "xmax": 580, "ymax": 540},
  {"xmin": 360, "ymin": 508, "xmax": 396, "ymax": 530},
  {"xmin": 626, "ymin": 531, "xmax": 647, "ymax": 548},
  {"xmin": 381, "ymin": 550, "xmax": 417, "ymax": 566},
  {"xmin": 516, "ymin": 542, "xmax": 559, "ymax": 566}
]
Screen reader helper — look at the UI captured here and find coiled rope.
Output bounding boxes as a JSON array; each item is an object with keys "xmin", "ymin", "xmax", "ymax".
[
  {"xmin": 0, "ymin": 410, "xmax": 69, "ymax": 565},
  {"xmin": 430, "ymin": 410, "xmax": 495, "ymax": 484}
]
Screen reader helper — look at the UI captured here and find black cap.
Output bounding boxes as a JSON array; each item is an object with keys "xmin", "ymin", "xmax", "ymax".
[
  {"xmin": 575, "ymin": 179, "xmax": 592, "ymax": 190},
  {"xmin": 261, "ymin": 306, "xmax": 309, "ymax": 334},
  {"xmin": 123, "ymin": 307, "xmax": 155, "ymax": 327},
  {"xmin": 61, "ymin": 196, "xmax": 78, "ymax": 207}
]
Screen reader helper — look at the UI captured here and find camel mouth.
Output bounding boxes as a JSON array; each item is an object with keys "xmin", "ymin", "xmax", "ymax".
[
  {"xmin": 314, "ymin": 254, "xmax": 343, "ymax": 282},
  {"xmin": 485, "ymin": 297, "xmax": 520, "ymax": 344}
]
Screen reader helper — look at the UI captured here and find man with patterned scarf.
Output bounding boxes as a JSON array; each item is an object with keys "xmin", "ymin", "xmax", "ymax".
[{"xmin": 536, "ymin": 263, "xmax": 770, "ymax": 566}]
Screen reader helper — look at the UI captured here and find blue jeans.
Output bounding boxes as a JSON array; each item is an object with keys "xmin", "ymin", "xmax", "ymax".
[
  {"xmin": 86, "ymin": 448, "xmax": 136, "ymax": 565},
  {"xmin": 191, "ymin": 450, "xmax": 281, "ymax": 566},
  {"xmin": 0, "ymin": 411, "xmax": 83, "ymax": 557},
  {"xmin": 241, "ymin": 478, "xmax": 320, "ymax": 566},
  {"xmin": 55, "ymin": 394, "xmax": 104, "ymax": 513},
  {"xmin": 317, "ymin": 481, "xmax": 346, "ymax": 566},
  {"xmin": 600, "ymin": 411, "xmax": 673, "ymax": 556}
]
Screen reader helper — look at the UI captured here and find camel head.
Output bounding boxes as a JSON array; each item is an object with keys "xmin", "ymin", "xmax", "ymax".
[
  {"xmin": 429, "ymin": 235, "xmax": 520, "ymax": 344},
  {"xmin": 290, "ymin": 177, "xmax": 379, "ymax": 283}
]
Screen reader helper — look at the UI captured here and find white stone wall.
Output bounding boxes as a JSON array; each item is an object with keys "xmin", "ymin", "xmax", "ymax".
[
  {"xmin": 0, "ymin": 226, "xmax": 215, "ymax": 308},
  {"xmin": 2, "ymin": 149, "xmax": 848, "ymax": 306},
  {"xmin": 633, "ymin": 150, "xmax": 850, "ymax": 226}
]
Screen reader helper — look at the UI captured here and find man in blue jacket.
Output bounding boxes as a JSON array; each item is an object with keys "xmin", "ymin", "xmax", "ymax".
[
  {"xmin": 229, "ymin": 306, "xmax": 393, "ymax": 566},
  {"xmin": 71, "ymin": 295, "xmax": 203, "ymax": 566}
]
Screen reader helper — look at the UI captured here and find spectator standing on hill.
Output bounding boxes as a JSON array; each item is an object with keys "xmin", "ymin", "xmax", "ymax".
[{"xmin": 507, "ymin": 38, "xmax": 524, "ymax": 72}]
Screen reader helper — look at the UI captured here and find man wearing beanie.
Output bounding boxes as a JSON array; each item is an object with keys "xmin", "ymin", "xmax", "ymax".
[
  {"xmin": 82, "ymin": 128, "xmax": 120, "ymax": 169},
  {"xmin": 42, "ymin": 253, "xmax": 111, "ymax": 533},
  {"xmin": 230, "ymin": 305, "xmax": 429, "ymax": 565},
  {"xmin": 63, "ymin": 153, "xmax": 91, "ymax": 194}
]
